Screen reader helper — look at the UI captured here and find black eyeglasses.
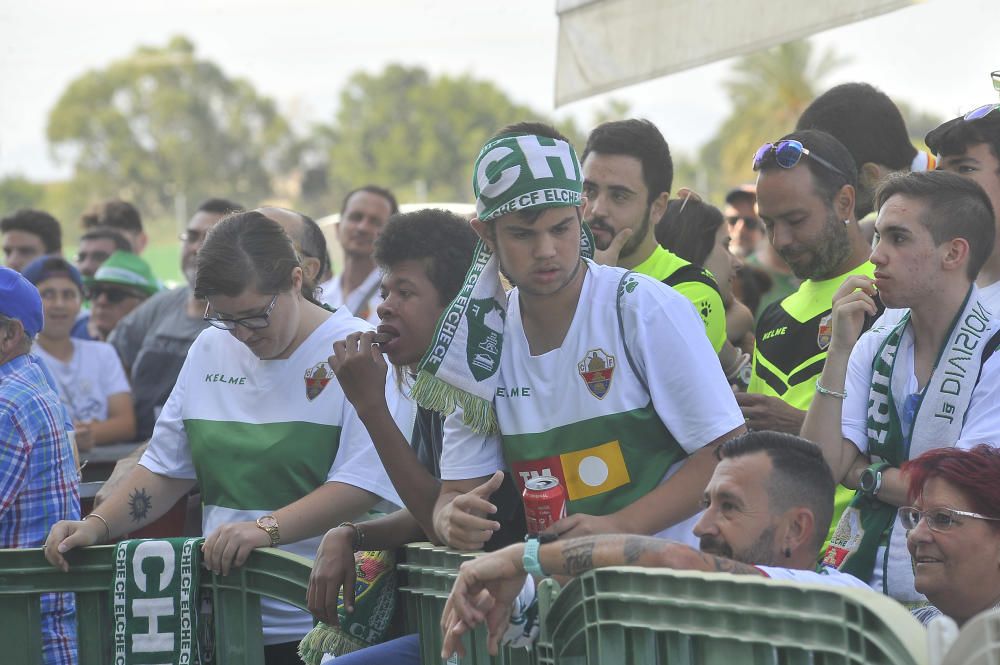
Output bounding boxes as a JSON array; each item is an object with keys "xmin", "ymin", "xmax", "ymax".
[
  {"xmin": 752, "ymin": 140, "xmax": 849, "ymax": 181},
  {"xmin": 899, "ymin": 505, "xmax": 1000, "ymax": 533},
  {"xmin": 88, "ymin": 285, "xmax": 143, "ymax": 304},
  {"xmin": 203, "ymin": 294, "xmax": 279, "ymax": 330}
]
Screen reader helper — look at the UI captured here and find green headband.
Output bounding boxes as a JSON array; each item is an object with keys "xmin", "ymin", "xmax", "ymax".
[{"xmin": 473, "ymin": 133, "xmax": 583, "ymax": 222}]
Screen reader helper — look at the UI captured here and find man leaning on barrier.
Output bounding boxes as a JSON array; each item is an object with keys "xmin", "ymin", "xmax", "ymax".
[
  {"xmin": 0, "ymin": 266, "xmax": 80, "ymax": 665},
  {"xmin": 440, "ymin": 431, "xmax": 870, "ymax": 658}
]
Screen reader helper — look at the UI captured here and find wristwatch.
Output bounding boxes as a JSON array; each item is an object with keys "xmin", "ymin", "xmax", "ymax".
[
  {"xmin": 858, "ymin": 462, "xmax": 892, "ymax": 499},
  {"xmin": 522, "ymin": 537, "xmax": 546, "ymax": 578},
  {"xmin": 255, "ymin": 515, "xmax": 280, "ymax": 546}
]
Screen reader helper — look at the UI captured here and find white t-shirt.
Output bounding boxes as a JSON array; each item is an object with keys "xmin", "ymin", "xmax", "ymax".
[
  {"xmin": 842, "ymin": 323, "xmax": 1000, "ymax": 454},
  {"xmin": 33, "ymin": 339, "xmax": 130, "ymax": 423},
  {"xmin": 757, "ymin": 565, "xmax": 872, "ymax": 590},
  {"xmin": 441, "ymin": 262, "xmax": 745, "ymax": 546},
  {"xmin": 841, "ymin": 311, "xmax": 1000, "ymax": 598},
  {"xmin": 139, "ymin": 307, "xmax": 407, "ymax": 645},
  {"xmin": 319, "ymin": 270, "xmax": 382, "ymax": 325}
]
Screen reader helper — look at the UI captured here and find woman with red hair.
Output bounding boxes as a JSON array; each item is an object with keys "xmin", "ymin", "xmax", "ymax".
[{"xmin": 902, "ymin": 444, "xmax": 1000, "ymax": 625}]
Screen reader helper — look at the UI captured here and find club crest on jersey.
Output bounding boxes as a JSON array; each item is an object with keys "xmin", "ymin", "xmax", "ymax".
[
  {"xmin": 817, "ymin": 313, "xmax": 833, "ymax": 350},
  {"xmin": 304, "ymin": 362, "xmax": 332, "ymax": 400},
  {"xmin": 578, "ymin": 349, "xmax": 615, "ymax": 399}
]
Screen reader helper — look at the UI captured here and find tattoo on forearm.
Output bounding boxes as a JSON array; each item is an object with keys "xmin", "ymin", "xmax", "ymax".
[
  {"xmin": 623, "ymin": 536, "xmax": 649, "ymax": 564},
  {"xmin": 128, "ymin": 488, "xmax": 153, "ymax": 523},
  {"xmin": 562, "ymin": 540, "xmax": 595, "ymax": 575},
  {"xmin": 701, "ymin": 552, "xmax": 760, "ymax": 576}
]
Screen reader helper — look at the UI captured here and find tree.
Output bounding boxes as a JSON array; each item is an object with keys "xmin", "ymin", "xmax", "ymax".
[
  {"xmin": 47, "ymin": 36, "xmax": 296, "ymax": 220},
  {"xmin": 306, "ymin": 65, "xmax": 579, "ymax": 210},
  {"xmin": 0, "ymin": 176, "xmax": 45, "ymax": 215},
  {"xmin": 700, "ymin": 40, "xmax": 848, "ymax": 198}
]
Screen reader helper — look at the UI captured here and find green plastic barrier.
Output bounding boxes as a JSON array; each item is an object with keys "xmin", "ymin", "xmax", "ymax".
[
  {"xmin": 0, "ymin": 545, "xmax": 313, "ymax": 665},
  {"xmin": 535, "ymin": 566, "xmax": 928, "ymax": 665},
  {"xmin": 399, "ymin": 543, "xmax": 535, "ymax": 665}
]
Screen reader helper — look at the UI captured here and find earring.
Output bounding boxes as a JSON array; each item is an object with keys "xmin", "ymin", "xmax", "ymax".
[
  {"xmin": 784, "ymin": 547, "xmax": 792, "ymax": 558},
  {"xmin": 843, "ymin": 219, "xmax": 851, "ymax": 226}
]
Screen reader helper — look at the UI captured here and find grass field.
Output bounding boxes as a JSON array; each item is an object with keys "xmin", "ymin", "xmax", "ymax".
[{"xmin": 143, "ymin": 242, "xmax": 184, "ymax": 288}]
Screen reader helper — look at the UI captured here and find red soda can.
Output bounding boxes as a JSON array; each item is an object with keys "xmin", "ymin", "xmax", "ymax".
[{"xmin": 523, "ymin": 476, "xmax": 567, "ymax": 535}]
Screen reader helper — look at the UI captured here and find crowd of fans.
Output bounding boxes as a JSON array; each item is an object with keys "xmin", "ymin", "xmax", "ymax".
[{"xmin": 1, "ymin": 78, "xmax": 999, "ymax": 665}]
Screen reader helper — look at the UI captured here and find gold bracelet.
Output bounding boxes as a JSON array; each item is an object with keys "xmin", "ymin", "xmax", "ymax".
[
  {"xmin": 84, "ymin": 513, "xmax": 112, "ymax": 544},
  {"xmin": 815, "ymin": 382, "xmax": 847, "ymax": 400}
]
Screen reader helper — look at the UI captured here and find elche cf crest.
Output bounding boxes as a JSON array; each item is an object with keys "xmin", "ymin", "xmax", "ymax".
[
  {"xmin": 817, "ymin": 313, "xmax": 833, "ymax": 350},
  {"xmin": 578, "ymin": 348, "xmax": 615, "ymax": 399},
  {"xmin": 304, "ymin": 362, "xmax": 332, "ymax": 400}
]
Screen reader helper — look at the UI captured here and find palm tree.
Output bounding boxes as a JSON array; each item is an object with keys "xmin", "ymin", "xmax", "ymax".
[{"xmin": 700, "ymin": 40, "xmax": 849, "ymax": 196}]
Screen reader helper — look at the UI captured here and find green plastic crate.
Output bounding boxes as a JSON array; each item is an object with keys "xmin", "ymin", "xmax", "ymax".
[
  {"xmin": 399, "ymin": 543, "xmax": 535, "ymax": 665},
  {"xmin": 535, "ymin": 566, "xmax": 927, "ymax": 665},
  {"xmin": 941, "ymin": 607, "xmax": 1000, "ymax": 665},
  {"xmin": 0, "ymin": 545, "xmax": 313, "ymax": 665}
]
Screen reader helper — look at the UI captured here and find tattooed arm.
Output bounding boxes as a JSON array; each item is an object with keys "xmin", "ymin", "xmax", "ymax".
[
  {"xmin": 43, "ymin": 465, "xmax": 195, "ymax": 571},
  {"xmin": 442, "ymin": 534, "xmax": 762, "ymax": 658},
  {"xmin": 544, "ymin": 534, "xmax": 763, "ymax": 577}
]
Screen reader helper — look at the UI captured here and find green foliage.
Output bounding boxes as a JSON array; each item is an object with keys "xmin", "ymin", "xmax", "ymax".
[
  {"xmin": 304, "ymin": 64, "xmax": 580, "ymax": 210},
  {"xmin": 698, "ymin": 40, "xmax": 849, "ymax": 200},
  {"xmin": 46, "ymin": 36, "xmax": 296, "ymax": 220},
  {"xmin": 0, "ymin": 176, "xmax": 46, "ymax": 214}
]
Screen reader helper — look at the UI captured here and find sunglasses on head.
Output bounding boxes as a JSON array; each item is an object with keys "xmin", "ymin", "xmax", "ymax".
[
  {"xmin": 964, "ymin": 103, "xmax": 1000, "ymax": 122},
  {"xmin": 88, "ymin": 284, "xmax": 142, "ymax": 304},
  {"xmin": 752, "ymin": 140, "xmax": 849, "ymax": 181}
]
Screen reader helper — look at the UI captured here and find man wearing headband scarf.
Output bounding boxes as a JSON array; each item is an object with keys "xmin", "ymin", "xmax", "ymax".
[{"xmin": 423, "ymin": 122, "xmax": 746, "ymax": 550}]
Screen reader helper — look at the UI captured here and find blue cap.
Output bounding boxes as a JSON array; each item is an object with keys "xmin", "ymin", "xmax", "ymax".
[
  {"xmin": 0, "ymin": 266, "xmax": 43, "ymax": 337},
  {"xmin": 21, "ymin": 256, "xmax": 85, "ymax": 295}
]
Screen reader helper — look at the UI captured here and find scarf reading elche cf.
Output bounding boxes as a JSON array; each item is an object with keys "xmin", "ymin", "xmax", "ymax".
[
  {"xmin": 824, "ymin": 288, "xmax": 999, "ymax": 601},
  {"xmin": 410, "ymin": 132, "xmax": 591, "ymax": 433},
  {"xmin": 114, "ymin": 537, "xmax": 204, "ymax": 664}
]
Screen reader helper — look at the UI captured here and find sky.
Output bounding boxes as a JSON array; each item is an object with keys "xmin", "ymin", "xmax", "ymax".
[{"xmin": 1, "ymin": 0, "xmax": 998, "ymax": 182}]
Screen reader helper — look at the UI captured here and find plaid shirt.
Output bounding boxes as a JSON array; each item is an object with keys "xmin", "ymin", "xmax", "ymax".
[{"xmin": 1, "ymin": 353, "xmax": 80, "ymax": 665}]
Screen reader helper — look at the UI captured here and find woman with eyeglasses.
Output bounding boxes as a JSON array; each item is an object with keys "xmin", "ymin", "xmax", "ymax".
[
  {"xmin": 44, "ymin": 211, "xmax": 406, "ymax": 665},
  {"xmin": 901, "ymin": 444, "xmax": 1000, "ymax": 626},
  {"xmin": 22, "ymin": 256, "xmax": 136, "ymax": 450}
]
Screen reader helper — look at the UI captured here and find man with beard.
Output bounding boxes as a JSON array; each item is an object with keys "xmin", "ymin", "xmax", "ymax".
[
  {"xmin": 440, "ymin": 431, "xmax": 869, "ymax": 658},
  {"xmin": 108, "ymin": 198, "xmax": 242, "ymax": 441},
  {"xmin": 739, "ymin": 131, "xmax": 874, "ymax": 549},
  {"xmin": 739, "ymin": 131, "xmax": 874, "ymax": 434},
  {"xmin": 581, "ymin": 120, "xmax": 737, "ymax": 370}
]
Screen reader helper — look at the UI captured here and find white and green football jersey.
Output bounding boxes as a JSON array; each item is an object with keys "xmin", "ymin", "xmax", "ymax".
[{"xmin": 140, "ymin": 307, "xmax": 405, "ymax": 645}]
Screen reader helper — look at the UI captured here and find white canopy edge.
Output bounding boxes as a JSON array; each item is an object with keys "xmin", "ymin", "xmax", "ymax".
[{"xmin": 555, "ymin": 0, "xmax": 920, "ymax": 106}]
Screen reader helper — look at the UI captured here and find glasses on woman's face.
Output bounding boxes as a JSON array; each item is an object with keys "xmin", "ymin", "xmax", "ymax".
[
  {"xmin": 899, "ymin": 505, "xmax": 1000, "ymax": 533},
  {"xmin": 203, "ymin": 293, "xmax": 279, "ymax": 330}
]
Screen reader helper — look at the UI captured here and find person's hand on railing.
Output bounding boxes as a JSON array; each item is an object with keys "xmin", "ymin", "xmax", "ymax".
[
  {"xmin": 441, "ymin": 544, "xmax": 527, "ymax": 658},
  {"xmin": 306, "ymin": 526, "xmax": 357, "ymax": 625},
  {"xmin": 42, "ymin": 518, "xmax": 106, "ymax": 572},
  {"xmin": 201, "ymin": 521, "xmax": 271, "ymax": 576},
  {"xmin": 433, "ymin": 472, "xmax": 503, "ymax": 551}
]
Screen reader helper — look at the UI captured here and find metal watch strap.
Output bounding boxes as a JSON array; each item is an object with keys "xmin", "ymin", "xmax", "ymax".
[
  {"xmin": 256, "ymin": 516, "xmax": 280, "ymax": 546},
  {"xmin": 522, "ymin": 537, "xmax": 546, "ymax": 578}
]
